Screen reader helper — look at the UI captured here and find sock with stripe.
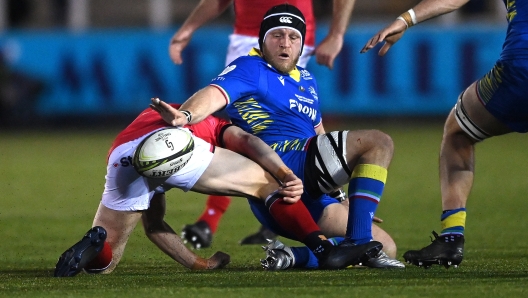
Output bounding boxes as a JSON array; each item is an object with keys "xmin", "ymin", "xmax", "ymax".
[
  {"xmin": 440, "ymin": 208, "xmax": 466, "ymax": 237},
  {"xmin": 346, "ymin": 164, "xmax": 387, "ymax": 244}
]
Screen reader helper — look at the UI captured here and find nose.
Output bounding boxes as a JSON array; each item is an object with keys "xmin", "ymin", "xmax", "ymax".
[{"xmin": 280, "ymin": 37, "xmax": 291, "ymax": 48}]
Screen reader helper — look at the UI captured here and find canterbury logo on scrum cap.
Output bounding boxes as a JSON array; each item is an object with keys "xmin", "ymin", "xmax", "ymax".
[
  {"xmin": 265, "ymin": 12, "xmax": 305, "ymax": 24},
  {"xmin": 279, "ymin": 16, "xmax": 292, "ymax": 23}
]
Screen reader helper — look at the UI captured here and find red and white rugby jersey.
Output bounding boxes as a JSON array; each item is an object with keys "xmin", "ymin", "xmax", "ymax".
[{"xmin": 108, "ymin": 104, "xmax": 230, "ymax": 161}]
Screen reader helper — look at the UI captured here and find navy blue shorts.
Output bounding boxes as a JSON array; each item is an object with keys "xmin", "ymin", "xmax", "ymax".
[
  {"xmin": 476, "ymin": 58, "xmax": 528, "ymax": 133},
  {"xmin": 247, "ymin": 194, "xmax": 340, "ymax": 241}
]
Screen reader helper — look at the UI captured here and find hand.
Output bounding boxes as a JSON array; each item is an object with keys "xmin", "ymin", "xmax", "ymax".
[
  {"xmin": 206, "ymin": 251, "xmax": 231, "ymax": 269},
  {"xmin": 169, "ymin": 35, "xmax": 191, "ymax": 64},
  {"xmin": 314, "ymin": 35, "xmax": 343, "ymax": 70},
  {"xmin": 360, "ymin": 19, "xmax": 408, "ymax": 56},
  {"xmin": 373, "ymin": 216, "xmax": 383, "ymax": 223},
  {"xmin": 149, "ymin": 97, "xmax": 188, "ymax": 126},
  {"xmin": 278, "ymin": 172, "xmax": 303, "ymax": 204}
]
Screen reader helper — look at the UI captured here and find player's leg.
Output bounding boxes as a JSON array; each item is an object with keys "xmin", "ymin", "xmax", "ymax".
[
  {"xmin": 91, "ymin": 203, "xmax": 142, "ymax": 273},
  {"xmin": 317, "ymin": 201, "xmax": 397, "ymax": 258},
  {"xmin": 53, "ymin": 203, "xmax": 141, "ymax": 277},
  {"xmin": 194, "ymin": 147, "xmax": 382, "ymax": 269},
  {"xmin": 403, "ymin": 56, "xmax": 528, "ymax": 268},
  {"xmin": 181, "ymin": 195, "xmax": 231, "ymax": 249},
  {"xmin": 341, "ymin": 130, "xmax": 393, "ymax": 245},
  {"xmin": 303, "ymin": 131, "xmax": 393, "ymax": 247},
  {"xmin": 261, "ymin": 198, "xmax": 403, "ymax": 270},
  {"xmin": 404, "ymin": 80, "xmax": 513, "ymax": 268}
]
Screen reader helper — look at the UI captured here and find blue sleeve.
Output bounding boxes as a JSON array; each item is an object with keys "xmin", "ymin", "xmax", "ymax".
[{"xmin": 210, "ymin": 57, "xmax": 261, "ymax": 106}]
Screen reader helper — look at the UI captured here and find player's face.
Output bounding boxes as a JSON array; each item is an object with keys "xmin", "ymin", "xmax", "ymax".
[{"xmin": 262, "ymin": 28, "xmax": 301, "ymax": 73}]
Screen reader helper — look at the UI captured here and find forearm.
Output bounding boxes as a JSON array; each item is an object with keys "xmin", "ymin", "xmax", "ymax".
[
  {"xmin": 223, "ymin": 129, "xmax": 289, "ymax": 180},
  {"xmin": 328, "ymin": 0, "xmax": 356, "ymax": 38},
  {"xmin": 180, "ymin": 86, "xmax": 227, "ymax": 124},
  {"xmin": 173, "ymin": 0, "xmax": 232, "ymax": 40},
  {"xmin": 144, "ymin": 221, "xmax": 199, "ymax": 268},
  {"xmin": 411, "ymin": 0, "xmax": 470, "ymax": 24}
]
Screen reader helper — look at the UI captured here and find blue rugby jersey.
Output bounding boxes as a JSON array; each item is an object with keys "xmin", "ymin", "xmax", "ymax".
[
  {"xmin": 502, "ymin": 0, "xmax": 528, "ymax": 59},
  {"xmin": 210, "ymin": 48, "xmax": 322, "ymax": 155}
]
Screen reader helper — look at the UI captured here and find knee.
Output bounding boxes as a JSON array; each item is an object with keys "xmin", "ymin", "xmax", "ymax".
[{"xmin": 370, "ymin": 130, "xmax": 394, "ymax": 157}]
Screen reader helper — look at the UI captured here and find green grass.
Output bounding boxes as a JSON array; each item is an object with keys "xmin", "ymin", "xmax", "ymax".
[{"xmin": 1, "ymin": 122, "xmax": 528, "ymax": 297}]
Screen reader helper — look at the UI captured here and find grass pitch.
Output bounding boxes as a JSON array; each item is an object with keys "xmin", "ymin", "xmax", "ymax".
[{"xmin": 1, "ymin": 121, "xmax": 528, "ymax": 297}]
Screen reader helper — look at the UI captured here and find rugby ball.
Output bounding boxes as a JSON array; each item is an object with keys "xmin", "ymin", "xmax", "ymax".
[{"xmin": 133, "ymin": 127, "xmax": 194, "ymax": 178}]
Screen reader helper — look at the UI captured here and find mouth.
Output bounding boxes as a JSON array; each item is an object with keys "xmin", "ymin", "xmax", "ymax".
[{"xmin": 279, "ymin": 53, "xmax": 290, "ymax": 59}]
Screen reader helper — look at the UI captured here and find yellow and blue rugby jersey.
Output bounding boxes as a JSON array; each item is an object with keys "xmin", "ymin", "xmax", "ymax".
[
  {"xmin": 210, "ymin": 49, "xmax": 322, "ymax": 153},
  {"xmin": 502, "ymin": 0, "xmax": 528, "ymax": 59}
]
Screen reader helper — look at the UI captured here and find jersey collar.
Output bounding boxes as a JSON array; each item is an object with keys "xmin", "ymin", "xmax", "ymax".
[{"xmin": 249, "ymin": 48, "xmax": 301, "ymax": 82}]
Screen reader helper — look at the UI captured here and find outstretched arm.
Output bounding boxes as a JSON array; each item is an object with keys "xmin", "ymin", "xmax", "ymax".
[
  {"xmin": 360, "ymin": 0, "xmax": 470, "ymax": 56},
  {"xmin": 169, "ymin": 0, "xmax": 233, "ymax": 64},
  {"xmin": 150, "ymin": 86, "xmax": 226, "ymax": 126},
  {"xmin": 142, "ymin": 193, "xmax": 230, "ymax": 269},
  {"xmin": 222, "ymin": 126, "xmax": 303, "ymax": 203},
  {"xmin": 314, "ymin": 0, "xmax": 356, "ymax": 69}
]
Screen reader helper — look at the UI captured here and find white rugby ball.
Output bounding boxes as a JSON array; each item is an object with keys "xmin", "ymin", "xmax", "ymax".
[{"xmin": 133, "ymin": 127, "xmax": 194, "ymax": 178}]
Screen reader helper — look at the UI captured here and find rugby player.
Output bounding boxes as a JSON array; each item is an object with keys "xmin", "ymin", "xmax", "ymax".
[
  {"xmin": 360, "ymin": 0, "xmax": 528, "ymax": 268},
  {"xmin": 170, "ymin": 0, "xmax": 357, "ymax": 247},
  {"xmin": 54, "ymin": 102, "xmax": 382, "ymax": 277},
  {"xmin": 155, "ymin": 4, "xmax": 402, "ymax": 268}
]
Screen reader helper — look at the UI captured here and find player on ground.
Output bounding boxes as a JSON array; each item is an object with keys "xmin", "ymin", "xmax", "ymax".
[
  {"xmin": 156, "ymin": 4, "xmax": 400, "ymax": 268},
  {"xmin": 170, "ymin": 0, "xmax": 358, "ymax": 247},
  {"xmin": 360, "ymin": 0, "xmax": 528, "ymax": 268},
  {"xmin": 54, "ymin": 102, "xmax": 383, "ymax": 277}
]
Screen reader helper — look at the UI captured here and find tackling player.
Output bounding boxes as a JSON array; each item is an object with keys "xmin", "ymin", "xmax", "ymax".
[
  {"xmin": 360, "ymin": 0, "xmax": 528, "ymax": 268},
  {"xmin": 54, "ymin": 102, "xmax": 383, "ymax": 277},
  {"xmin": 156, "ymin": 4, "xmax": 402, "ymax": 268},
  {"xmin": 170, "ymin": 0, "xmax": 357, "ymax": 247}
]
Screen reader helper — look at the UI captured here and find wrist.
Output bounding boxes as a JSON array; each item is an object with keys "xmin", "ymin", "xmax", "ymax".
[
  {"xmin": 180, "ymin": 110, "xmax": 192, "ymax": 124},
  {"xmin": 397, "ymin": 8, "xmax": 417, "ymax": 28},
  {"xmin": 275, "ymin": 166, "xmax": 293, "ymax": 181},
  {"xmin": 191, "ymin": 257, "xmax": 208, "ymax": 270}
]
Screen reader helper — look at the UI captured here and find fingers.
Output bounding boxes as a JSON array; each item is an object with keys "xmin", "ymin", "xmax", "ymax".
[
  {"xmin": 373, "ymin": 216, "xmax": 384, "ymax": 223},
  {"xmin": 281, "ymin": 196, "xmax": 300, "ymax": 204},
  {"xmin": 209, "ymin": 251, "xmax": 231, "ymax": 269},
  {"xmin": 360, "ymin": 35, "xmax": 383, "ymax": 54},
  {"xmin": 378, "ymin": 43, "xmax": 392, "ymax": 56}
]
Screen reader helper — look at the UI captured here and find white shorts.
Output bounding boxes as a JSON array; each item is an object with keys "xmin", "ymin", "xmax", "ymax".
[
  {"xmin": 226, "ymin": 33, "xmax": 315, "ymax": 68},
  {"xmin": 101, "ymin": 129, "xmax": 214, "ymax": 211}
]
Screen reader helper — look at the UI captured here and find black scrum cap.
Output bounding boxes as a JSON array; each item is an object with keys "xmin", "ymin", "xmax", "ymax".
[{"xmin": 258, "ymin": 4, "xmax": 306, "ymax": 54}]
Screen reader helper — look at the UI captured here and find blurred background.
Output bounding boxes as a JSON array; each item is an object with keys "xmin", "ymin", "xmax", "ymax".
[{"xmin": 0, "ymin": 0, "xmax": 507, "ymax": 128}]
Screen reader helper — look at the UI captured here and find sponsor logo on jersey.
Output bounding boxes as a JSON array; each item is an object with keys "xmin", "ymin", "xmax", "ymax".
[
  {"xmin": 279, "ymin": 16, "xmax": 293, "ymax": 23},
  {"xmin": 278, "ymin": 76, "xmax": 285, "ymax": 86},
  {"xmin": 119, "ymin": 156, "xmax": 133, "ymax": 167},
  {"xmin": 289, "ymin": 99, "xmax": 317, "ymax": 121},
  {"xmin": 294, "ymin": 94, "xmax": 314, "ymax": 104},
  {"xmin": 300, "ymin": 70, "xmax": 312, "ymax": 80},
  {"xmin": 308, "ymin": 86, "xmax": 318, "ymax": 101},
  {"xmin": 218, "ymin": 65, "xmax": 236, "ymax": 76}
]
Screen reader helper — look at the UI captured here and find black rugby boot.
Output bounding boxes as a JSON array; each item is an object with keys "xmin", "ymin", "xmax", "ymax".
[
  {"xmin": 403, "ymin": 231, "xmax": 464, "ymax": 269},
  {"xmin": 54, "ymin": 226, "xmax": 107, "ymax": 277}
]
